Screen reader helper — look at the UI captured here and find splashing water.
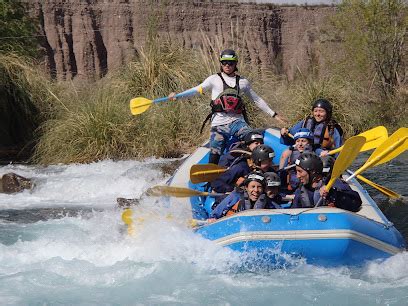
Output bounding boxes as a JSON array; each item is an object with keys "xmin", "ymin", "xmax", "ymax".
[{"xmin": 0, "ymin": 158, "xmax": 408, "ymax": 305}]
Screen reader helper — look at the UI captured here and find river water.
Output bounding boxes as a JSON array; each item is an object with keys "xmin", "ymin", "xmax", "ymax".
[{"xmin": 0, "ymin": 155, "xmax": 407, "ymax": 305}]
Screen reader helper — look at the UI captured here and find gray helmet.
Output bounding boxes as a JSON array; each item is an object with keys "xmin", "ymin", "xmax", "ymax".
[
  {"xmin": 295, "ymin": 152, "xmax": 323, "ymax": 175},
  {"xmin": 264, "ymin": 172, "xmax": 281, "ymax": 187},
  {"xmin": 244, "ymin": 131, "xmax": 264, "ymax": 146},
  {"xmin": 251, "ymin": 144, "xmax": 275, "ymax": 166},
  {"xmin": 244, "ymin": 170, "xmax": 265, "ymax": 186},
  {"xmin": 321, "ymin": 155, "xmax": 336, "ymax": 175},
  {"xmin": 312, "ymin": 99, "xmax": 333, "ymax": 119}
]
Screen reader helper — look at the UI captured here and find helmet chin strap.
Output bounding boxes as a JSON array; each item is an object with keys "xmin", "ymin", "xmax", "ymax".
[{"xmin": 309, "ymin": 172, "xmax": 322, "ymax": 187}]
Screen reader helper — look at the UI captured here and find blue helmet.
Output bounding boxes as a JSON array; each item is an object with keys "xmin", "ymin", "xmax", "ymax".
[{"xmin": 293, "ymin": 128, "xmax": 313, "ymax": 141}]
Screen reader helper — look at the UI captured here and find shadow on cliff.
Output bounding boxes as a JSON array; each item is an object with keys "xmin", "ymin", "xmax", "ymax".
[{"xmin": 0, "ymin": 54, "xmax": 54, "ymax": 164}]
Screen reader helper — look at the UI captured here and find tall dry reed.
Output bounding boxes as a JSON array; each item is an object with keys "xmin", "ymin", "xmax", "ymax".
[{"xmin": 9, "ymin": 33, "xmax": 405, "ymax": 164}]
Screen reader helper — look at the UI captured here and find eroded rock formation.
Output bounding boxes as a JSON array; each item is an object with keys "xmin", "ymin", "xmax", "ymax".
[{"xmin": 24, "ymin": 0, "xmax": 335, "ymax": 80}]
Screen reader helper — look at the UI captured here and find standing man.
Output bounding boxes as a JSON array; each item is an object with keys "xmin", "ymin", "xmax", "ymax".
[{"xmin": 169, "ymin": 49, "xmax": 287, "ymax": 164}]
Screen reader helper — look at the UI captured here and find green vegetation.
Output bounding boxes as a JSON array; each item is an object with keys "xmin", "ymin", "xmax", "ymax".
[
  {"xmin": 326, "ymin": 0, "xmax": 408, "ymax": 127},
  {"xmin": 0, "ymin": 53, "xmax": 57, "ymax": 158},
  {"xmin": 1, "ymin": 1, "xmax": 407, "ymax": 164},
  {"xmin": 0, "ymin": 0, "xmax": 38, "ymax": 56},
  {"xmin": 331, "ymin": 0, "xmax": 407, "ymax": 97},
  {"xmin": 33, "ymin": 42, "xmax": 211, "ymax": 163}
]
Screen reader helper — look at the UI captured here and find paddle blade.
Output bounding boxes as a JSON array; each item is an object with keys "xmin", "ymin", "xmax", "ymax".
[
  {"xmin": 366, "ymin": 128, "xmax": 408, "ymax": 166},
  {"xmin": 121, "ymin": 208, "xmax": 134, "ymax": 235},
  {"xmin": 329, "ymin": 126, "xmax": 388, "ymax": 155},
  {"xmin": 358, "ymin": 126, "xmax": 388, "ymax": 152},
  {"xmin": 326, "ymin": 136, "xmax": 366, "ymax": 190},
  {"xmin": 146, "ymin": 185, "xmax": 204, "ymax": 198},
  {"xmin": 358, "ymin": 126, "xmax": 388, "ymax": 142},
  {"xmin": 129, "ymin": 97, "xmax": 153, "ymax": 115},
  {"xmin": 190, "ymin": 163, "xmax": 227, "ymax": 184},
  {"xmin": 357, "ymin": 174, "xmax": 401, "ymax": 199},
  {"xmin": 346, "ymin": 128, "xmax": 408, "ymax": 181}
]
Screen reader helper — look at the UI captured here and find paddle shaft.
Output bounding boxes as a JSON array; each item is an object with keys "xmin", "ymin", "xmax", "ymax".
[
  {"xmin": 155, "ymin": 88, "xmax": 200, "ymax": 104},
  {"xmin": 147, "ymin": 185, "xmax": 228, "ymax": 198},
  {"xmin": 346, "ymin": 170, "xmax": 401, "ymax": 199},
  {"xmin": 314, "ymin": 136, "xmax": 366, "ymax": 207}
]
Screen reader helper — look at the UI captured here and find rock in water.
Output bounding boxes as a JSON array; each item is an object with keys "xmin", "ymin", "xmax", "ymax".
[
  {"xmin": 0, "ymin": 173, "xmax": 33, "ymax": 194},
  {"xmin": 116, "ymin": 197, "xmax": 140, "ymax": 208}
]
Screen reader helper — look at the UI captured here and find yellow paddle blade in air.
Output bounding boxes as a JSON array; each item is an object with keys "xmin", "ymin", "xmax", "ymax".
[
  {"xmin": 366, "ymin": 128, "xmax": 408, "ymax": 166},
  {"xmin": 347, "ymin": 128, "xmax": 408, "ymax": 181},
  {"xmin": 326, "ymin": 136, "xmax": 366, "ymax": 190},
  {"xmin": 129, "ymin": 97, "xmax": 154, "ymax": 115},
  {"xmin": 329, "ymin": 126, "xmax": 388, "ymax": 155},
  {"xmin": 190, "ymin": 163, "xmax": 227, "ymax": 184}
]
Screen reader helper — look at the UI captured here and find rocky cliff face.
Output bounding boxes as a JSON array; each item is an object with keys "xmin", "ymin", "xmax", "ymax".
[{"xmin": 25, "ymin": 0, "xmax": 335, "ymax": 81}]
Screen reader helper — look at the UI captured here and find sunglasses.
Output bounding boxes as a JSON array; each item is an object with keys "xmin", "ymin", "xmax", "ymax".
[{"xmin": 221, "ymin": 61, "xmax": 236, "ymax": 66}]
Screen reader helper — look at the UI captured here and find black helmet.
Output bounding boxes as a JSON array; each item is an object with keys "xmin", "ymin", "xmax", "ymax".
[
  {"xmin": 251, "ymin": 144, "xmax": 275, "ymax": 166},
  {"xmin": 244, "ymin": 131, "xmax": 264, "ymax": 146},
  {"xmin": 295, "ymin": 152, "xmax": 323, "ymax": 175},
  {"xmin": 244, "ymin": 170, "xmax": 265, "ymax": 186},
  {"xmin": 264, "ymin": 172, "xmax": 281, "ymax": 187},
  {"xmin": 219, "ymin": 49, "xmax": 238, "ymax": 62},
  {"xmin": 312, "ymin": 99, "xmax": 332, "ymax": 119},
  {"xmin": 321, "ymin": 155, "xmax": 336, "ymax": 175}
]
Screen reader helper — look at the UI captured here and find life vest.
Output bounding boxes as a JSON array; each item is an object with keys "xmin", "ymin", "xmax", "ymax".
[
  {"xmin": 200, "ymin": 73, "xmax": 249, "ymax": 133},
  {"xmin": 295, "ymin": 184, "xmax": 321, "ymax": 208},
  {"xmin": 225, "ymin": 192, "xmax": 267, "ymax": 217},
  {"xmin": 211, "ymin": 73, "xmax": 244, "ymax": 113},
  {"xmin": 302, "ymin": 116, "xmax": 342, "ymax": 150}
]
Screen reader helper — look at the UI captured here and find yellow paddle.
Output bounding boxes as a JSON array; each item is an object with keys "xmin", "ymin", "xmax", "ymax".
[
  {"xmin": 328, "ymin": 126, "xmax": 388, "ymax": 155},
  {"xmin": 146, "ymin": 185, "xmax": 227, "ymax": 198},
  {"xmin": 190, "ymin": 163, "xmax": 228, "ymax": 184},
  {"xmin": 314, "ymin": 136, "xmax": 366, "ymax": 207},
  {"xmin": 325, "ymin": 136, "xmax": 367, "ymax": 190},
  {"xmin": 346, "ymin": 128, "xmax": 408, "ymax": 182},
  {"xmin": 130, "ymin": 88, "xmax": 201, "ymax": 115},
  {"xmin": 121, "ymin": 208, "xmax": 134, "ymax": 235},
  {"xmin": 346, "ymin": 170, "xmax": 401, "ymax": 199}
]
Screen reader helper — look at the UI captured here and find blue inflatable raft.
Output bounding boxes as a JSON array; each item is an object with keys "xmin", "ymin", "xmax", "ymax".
[{"xmin": 167, "ymin": 128, "xmax": 406, "ymax": 266}]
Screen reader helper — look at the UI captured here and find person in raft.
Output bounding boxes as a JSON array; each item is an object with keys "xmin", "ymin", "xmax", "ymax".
[
  {"xmin": 280, "ymin": 99, "xmax": 343, "ymax": 157},
  {"xmin": 292, "ymin": 152, "xmax": 361, "ymax": 212},
  {"xmin": 263, "ymin": 172, "xmax": 288, "ymax": 209},
  {"xmin": 218, "ymin": 130, "xmax": 264, "ymax": 167},
  {"xmin": 210, "ymin": 144, "xmax": 275, "ymax": 195},
  {"xmin": 279, "ymin": 128, "xmax": 314, "ymax": 191},
  {"xmin": 168, "ymin": 49, "xmax": 287, "ymax": 165},
  {"xmin": 208, "ymin": 171, "xmax": 267, "ymax": 222}
]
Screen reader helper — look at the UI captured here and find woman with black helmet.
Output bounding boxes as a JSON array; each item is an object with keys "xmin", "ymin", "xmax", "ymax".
[
  {"xmin": 210, "ymin": 144, "xmax": 275, "ymax": 196},
  {"xmin": 280, "ymin": 99, "xmax": 343, "ymax": 157},
  {"xmin": 218, "ymin": 130, "xmax": 264, "ymax": 167},
  {"xmin": 168, "ymin": 49, "xmax": 287, "ymax": 165},
  {"xmin": 292, "ymin": 152, "xmax": 362, "ymax": 212},
  {"xmin": 319, "ymin": 155, "xmax": 362, "ymax": 212},
  {"xmin": 251, "ymin": 144, "xmax": 277, "ymax": 172},
  {"xmin": 264, "ymin": 172, "xmax": 287, "ymax": 209},
  {"xmin": 292, "ymin": 152, "xmax": 324, "ymax": 208},
  {"xmin": 208, "ymin": 171, "xmax": 268, "ymax": 221}
]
